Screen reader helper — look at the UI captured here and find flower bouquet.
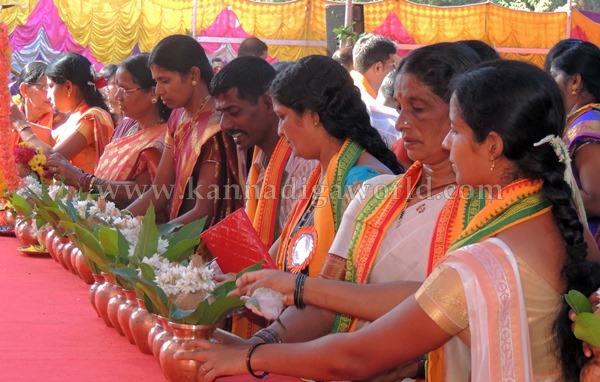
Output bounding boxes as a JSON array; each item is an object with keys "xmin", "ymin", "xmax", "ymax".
[{"xmin": 13, "ymin": 142, "xmax": 51, "ymax": 181}]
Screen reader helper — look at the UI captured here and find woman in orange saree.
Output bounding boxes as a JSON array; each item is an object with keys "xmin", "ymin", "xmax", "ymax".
[
  {"xmin": 45, "ymin": 53, "xmax": 172, "ymax": 209},
  {"xmin": 12, "ymin": 61, "xmax": 67, "ymax": 149},
  {"xmin": 126, "ymin": 35, "xmax": 243, "ymax": 228},
  {"xmin": 10, "ymin": 53, "xmax": 114, "ymax": 174}
]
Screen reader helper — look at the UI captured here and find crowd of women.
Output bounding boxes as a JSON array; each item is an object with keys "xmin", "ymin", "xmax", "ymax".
[{"xmin": 8, "ymin": 34, "xmax": 600, "ymax": 381}]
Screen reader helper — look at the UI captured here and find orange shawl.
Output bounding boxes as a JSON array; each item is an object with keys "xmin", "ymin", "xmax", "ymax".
[
  {"xmin": 275, "ymin": 140, "xmax": 363, "ymax": 277},
  {"xmin": 246, "ymin": 137, "xmax": 293, "ymax": 247}
]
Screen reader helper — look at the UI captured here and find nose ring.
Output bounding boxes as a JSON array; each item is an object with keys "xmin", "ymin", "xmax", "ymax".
[{"xmin": 403, "ymin": 121, "xmax": 408, "ymax": 126}]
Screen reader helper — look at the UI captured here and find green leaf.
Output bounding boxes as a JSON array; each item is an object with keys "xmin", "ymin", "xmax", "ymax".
[
  {"xmin": 565, "ymin": 290, "xmax": 594, "ymax": 315},
  {"xmin": 574, "ymin": 312, "xmax": 600, "ymax": 348},
  {"xmin": 63, "ymin": 222, "xmax": 110, "ymax": 272},
  {"xmin": 158, "ymin": 222, "xmax": 182, "ymax": 236},
  {"xmin": 138, "ymin": 262, "xmax": 156, "ymax": 282},
  {"xmin": 57, "ymin": 198, "xmax": 79, "ymax": 222},
  {"xmin": 200, "ymin": 296, "xmax": 246, "ymax": 325},
  {"xmin": 236, "ymin": 261, "xmax": 264, "ymax": 278},
  {"xmin": 116, "ymin": 228, "xmax": 131, "ymax": 263},
  {"xmin": 160, "ymin": 237, "xmax": 201, "ymax": 263},
  {"xmin": 163, "ymin": 217, "xmax": 205, "ymax": 244},
  {"xmin": 9, "ymin": 194, "xmax": 33, "ymax": 217},
  {"xmin": 99, "ymin": 225, "xmax": 119, "ymax": 257},
  {"xmin": 110, "ymin": 266, "xmax": 170, "ymax": 317},
  {"xmin": 133, "ymin": 204, "xmax": 159, "ymax": 260}
]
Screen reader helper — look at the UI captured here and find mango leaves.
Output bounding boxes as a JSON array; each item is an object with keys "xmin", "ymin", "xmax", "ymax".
[
  {"xmin": 169, "ymin": 261, "xmax": 263, "ymax": 325},
  {"xmin": 565, "ymin": 290, "xmax": 600, "ymax": 347}
]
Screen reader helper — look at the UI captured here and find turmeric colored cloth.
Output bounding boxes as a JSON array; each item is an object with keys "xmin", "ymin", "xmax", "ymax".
[
  {"xmin": 350, "ymin": 70, "xmax": 377, "ymax": 102},
  {"xmin": 275, "ymin": 140, "xmax": 380, "ymax": 277},
  {"xmin": 165, "ymin": 109, "xmax": 243, "ymax": 228},
  {"xmin": 234, "ymin": 138, "xmax": 316, "ymax": 339},
  {"xmin": 94, "ymin": 122, "xmax": 166, "ymax": 182},
  {"xmin": 51, "ymin": 102, "xmax": 114, "ymax": 174},
  {"xmin": 246, "ymin": 137, "xmax": 317, "ymax": 247}
]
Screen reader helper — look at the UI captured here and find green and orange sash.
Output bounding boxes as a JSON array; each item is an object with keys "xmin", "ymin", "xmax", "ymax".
[
  {"xmin": 95, "ymin": 123, "xmax": 166, "ymax": 181},
  {"xmin": 169, "ymin": 110, "xmax": 222, "ymax": 220},
  {"xmin": 276, "ymin": 139, "xmax": 363, "ymax": 277},
  {"xmin": 425, "ymin": 178, "xmax": 552, "ymax": 381},
  {"xmin": 331, "ymin": 162, "xmax": 423, "ymax": 333},
  {"xmin": 246, "ymin": 137, "xmax": 293, "ymax": 247}
]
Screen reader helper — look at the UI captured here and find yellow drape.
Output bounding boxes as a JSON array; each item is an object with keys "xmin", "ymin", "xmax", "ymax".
[
  {"xmin": 572, "ymin": 8, "xmax": 600, "ymax": 48},
  {"xmin": 0, "ymin": 0, "xmax": 582, "ymax": 66}
]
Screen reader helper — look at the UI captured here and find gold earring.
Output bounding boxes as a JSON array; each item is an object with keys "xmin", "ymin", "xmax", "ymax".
[
  {"xmin": 67, "ymin": 90, "xmax": 71, "ymax": 98},
  {"xmin": 191, "ymin": 80, "xmax": 198, "ymax": 86},
  {"xmin": 313, "ymin": 121, "xmax": 319, "ymax": 127},
  {"xmin": 151, "ymin": 98, "xmax": 157, "ymax": 104},
  {"xmin": 489, "ymin": 155, "xmax": 495, "ymax": 172},
  {"xmin": 571, "ymin": 85, "xmax": 578, "ymax": 95}
]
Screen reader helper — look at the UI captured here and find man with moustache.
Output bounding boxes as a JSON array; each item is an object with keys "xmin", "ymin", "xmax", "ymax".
[{"xmin": 210, "ymin": 56, "xmax": 316, "ymax": 338}]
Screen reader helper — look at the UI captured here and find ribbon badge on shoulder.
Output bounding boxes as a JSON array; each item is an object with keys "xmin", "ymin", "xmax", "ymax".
[{"xmin": 287, "ymin": 226, "xmax": 318, "ymax": 274}]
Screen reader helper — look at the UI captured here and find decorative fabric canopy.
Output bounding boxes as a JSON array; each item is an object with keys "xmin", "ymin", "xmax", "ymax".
[{"xmin": 1, "ymin": 0, "xmax": 598, "ymax": 68}]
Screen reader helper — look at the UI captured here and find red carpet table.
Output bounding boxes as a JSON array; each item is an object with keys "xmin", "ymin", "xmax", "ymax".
[{"xmin": 0, "ymin": 236, "xmax": 302, "ymax": 382}]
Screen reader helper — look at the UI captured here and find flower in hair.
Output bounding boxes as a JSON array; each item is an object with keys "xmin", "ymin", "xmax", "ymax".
[
  {"xmin": 533, "ymin": 134, "xmax": 570, "ymax": 165},
  {"xmin": 533, "ymin": 134, "xmax": 589, "ymax": 228},
  {"xmin": 87, "ymin": 64, "xmax": 108, "ymax": 90}
]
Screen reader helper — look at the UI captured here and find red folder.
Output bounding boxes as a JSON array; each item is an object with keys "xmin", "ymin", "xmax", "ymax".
[{"xmin": 201, "ymin": 208, "xmax": 276, "ymax": 274}]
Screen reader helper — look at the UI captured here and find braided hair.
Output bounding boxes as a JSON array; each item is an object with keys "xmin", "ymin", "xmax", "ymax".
[
  {"xmin": 269, "ymin": 55, "xmax": 403, "ymax": 174},
  {"xmin": 451, "ymin": 59, "xmax": 597, "ymax": 381}
]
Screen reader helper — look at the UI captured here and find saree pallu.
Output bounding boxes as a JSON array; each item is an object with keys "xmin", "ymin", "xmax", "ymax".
[
  {"xmin": 52, "ymin": 103, "xmax": 114, "ymax": 174},
  {"xmin": 167, "ymin": 110, "xmax": 243, "ymax": 227},
  {"xmin": 425, "ymin": 179, "xmax": 552, "ymax": 381},
  {"xmin": 12, "ymin": 110, "xmax": 66, "ymax": 148},
  {"xmin": 563, "ymin": 103, "xmax": 600, "ymax": 237},
  {"xmin": 275, "ymin": 140, "xmax": 368, "ymax": 277},
  {"xmin": 420, "ymin": 238, "xmax": 535, "ymax": 381},
  {"xmin": 94, "ymin": 123, "xmax": 166, "ymax": 181}
]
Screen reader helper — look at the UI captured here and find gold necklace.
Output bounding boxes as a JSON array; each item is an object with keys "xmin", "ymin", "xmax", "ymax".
[
  {"xmin": 182, "ymin": 95, "xmax": 213, "ymax": 122},
  {"xmin": 195, "ymin": 95, "xmax": 212, "ymax": 116}
]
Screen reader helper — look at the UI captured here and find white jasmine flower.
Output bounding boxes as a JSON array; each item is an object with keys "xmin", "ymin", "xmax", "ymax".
[
  {"xmin": 47, "ymin": 184, "xmax": 62, "ymax": 200},
  {"xmin": 157, "ymin": 238, "xmax": 169, "ymax": 255},
  {"xmin": 153, "ymin": 261, "xmax": 216, "ymax": 298},
  {"xmin": 16, "ymin": 175, "xmax": 42, "ymax": 198}
]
